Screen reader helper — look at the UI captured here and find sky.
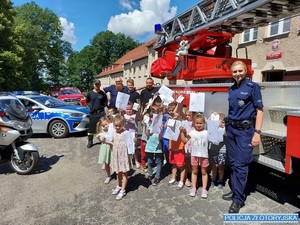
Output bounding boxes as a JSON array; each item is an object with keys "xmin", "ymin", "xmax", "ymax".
[{"xmin": 12, "ymin": 0, "xmax": 200, "ymax": 52}]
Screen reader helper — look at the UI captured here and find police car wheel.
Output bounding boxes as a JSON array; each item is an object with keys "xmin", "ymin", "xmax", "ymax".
[{"xmin": 49, "ymin": 120, "xmax": 69, "ymax": 138}]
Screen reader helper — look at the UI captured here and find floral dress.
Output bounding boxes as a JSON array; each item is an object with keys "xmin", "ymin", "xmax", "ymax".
[{"xmin": 110, "ymin": 129, "xmax": 131, "ymax": 173}]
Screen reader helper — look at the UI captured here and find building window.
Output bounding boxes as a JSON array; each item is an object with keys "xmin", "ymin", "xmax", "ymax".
[
  {"xmin": 241, "ymin": 28, "xmax": 258, "ymax": 43},
  {"xmin": 268, "ymin": 18, "xmax": 290, "ymax": 37}
]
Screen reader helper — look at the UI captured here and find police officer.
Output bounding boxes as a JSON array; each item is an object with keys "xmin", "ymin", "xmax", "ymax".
[
  {"xmin": 224, "ymin": 60, "xmax": 264, "ymax": 213},
  {"xmin": 86, "ymin": 79, "xmax": 108, "ymax": 148}
]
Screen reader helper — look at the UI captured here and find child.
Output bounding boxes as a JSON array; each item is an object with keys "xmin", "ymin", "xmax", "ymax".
[
  {"xmin": 140, "ymin": 114, "xmax": 148, "ymax": 173},
  {"xmin": 140, "ymin": 95, "xmax": 164, "ymax": 173},
  {"xmin": 122, "ymin": 102, "xmax": 141, "ymax": 169},
  {"xmin": 145, "ymin": 111, "xmax": 163, "ymax": 186},
  {"xmin": 107, "ymin": 107, "xmax": 116, "ymax": 117},
  {"xmin": 181, "ymin": 108, "xmax": 194, "ymax": 187},
  {"xmin": 168, "ymin": 112, "xmax": 186, "ymax": 190},
  {"xmin": 109, "ymin": 114, "xmax": 131, "ymax": 200},
  {"xmin": 208, "ymin": 113, "xmax": 227, "ymax": 188},
  {"xmin": 96, "ymin": 116, "xmax": 112, "ymax": 184},
  {"xmin": 161, "ymin": 102, "xmax": 176, "ymax": 165},
  {"xmin": 180, "ymin": 113, "xmax": 209, "ymax": 198}
]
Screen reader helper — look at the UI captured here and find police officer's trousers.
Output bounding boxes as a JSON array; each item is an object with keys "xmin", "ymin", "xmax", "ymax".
[{"xmin": 226, "ymin": 125, "xmax": 254, "ymax": 206}]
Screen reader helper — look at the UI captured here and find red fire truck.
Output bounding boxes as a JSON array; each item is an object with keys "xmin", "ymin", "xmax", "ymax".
[{"xmin": 151, "ymin": 0, "xmax": 300, "ymax": 175}]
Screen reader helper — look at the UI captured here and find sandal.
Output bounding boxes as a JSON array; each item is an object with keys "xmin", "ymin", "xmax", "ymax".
[
  {"xmin": 168, "ymin": 179, "xmax": 176, "ymax": 185},
  {"xmin": 116, "ymin": 191, "xmax": 126, "ymax": 200},
  {"xmin": 176, "ymin": 182, "xmax": 184, "ymax": 190},
  {"xmin": 112, "ymin": 186, "xmax": 121, "ymax": 195}
]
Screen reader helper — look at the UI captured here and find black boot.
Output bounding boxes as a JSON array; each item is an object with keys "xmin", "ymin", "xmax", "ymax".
[
  {"xmin": 87, "ymin": 135, "xmax": 93, "ymax": 148},
  {"xmin": 228, "ymin": 202, "xmax": 241, "ymax": 213},
  {"xmin": 222, "ymin": 191, "xmax": 233, "ymax": 201}
]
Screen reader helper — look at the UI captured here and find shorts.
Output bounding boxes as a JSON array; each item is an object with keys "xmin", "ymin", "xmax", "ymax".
[
  {"xmin": 169, "ymin": 149, "xmax": 185, "ymax": 168},
  {"xmin": 191, "ymin": 156, "xmax": 209, "ymax": 168},
  {"xmin": 213, "ymin": 153, "xmax": 226, "ymax": 166},
  {"xmin": 209, "ymin": 141, "xmax": 226, "ymax": 164}
]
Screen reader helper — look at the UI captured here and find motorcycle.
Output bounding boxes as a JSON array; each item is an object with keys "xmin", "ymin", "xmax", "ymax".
[{"xmin": 0, "ymin": 96, "xmax": 39, "ymax": 175}]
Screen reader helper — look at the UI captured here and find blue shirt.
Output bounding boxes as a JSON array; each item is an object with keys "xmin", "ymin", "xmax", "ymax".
[
  {"xmin": 228, "ymin": 78, "xmax": 263, "ymax": 121},
  {"xmin": 145, "ymin": 132, "xmax": 162, "ymax": 153},
  {"xmin": 104, "ymin": 85, "xmax": 128, "ymax": 108}
]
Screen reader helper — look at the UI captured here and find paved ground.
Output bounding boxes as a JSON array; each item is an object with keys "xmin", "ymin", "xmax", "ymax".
[{"xmin": 0, "ymin": 133, "xmax": 299, "ymax": 225}]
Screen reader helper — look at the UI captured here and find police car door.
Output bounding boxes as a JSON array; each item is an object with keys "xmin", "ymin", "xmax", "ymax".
[{"xmin": 26, "ymin": 99, "xmax": 46, "ymax": 133}]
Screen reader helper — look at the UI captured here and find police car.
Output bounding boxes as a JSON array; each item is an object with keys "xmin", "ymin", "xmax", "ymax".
[{"xmin": 16, "ymin": 93, "xmax": 90, "ymax": 138}]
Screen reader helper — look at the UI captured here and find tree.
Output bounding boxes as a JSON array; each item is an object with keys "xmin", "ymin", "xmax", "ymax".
[
  {"xmin": 90, "ymin": 31, "xmax": 140, "ymax": 73},
  {"xmin": 66, "ymin": 31, "xmax": 140, "ymax": 90},
  {"xmin": 0, "ymin": 0, "xmax": 23, "ymax": 91},
  {"xmin": 13, "ymin": 2, "xmax": 72, "ymax": 90},
  {"xmin": 65, "ymin": 46, "xmax": 95, "ymax": 90}
]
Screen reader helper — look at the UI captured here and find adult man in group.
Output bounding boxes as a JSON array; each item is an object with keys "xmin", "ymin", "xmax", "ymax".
[
  {"xmin": 124, "ymin": 78, "xmax": 140, "ymax": 104},
  {"xmin": 140, "ymin": 77, "xmax": 159, "ymax": 112},
  {"xmin": 103, "ymin": 77, "xmax": 128, "ymax": 110},
  {"xmin": 104, "ymin": 77, "xmax": 144, "ymax": 110},
  {"xmin": 86, "ymin": 79, "xmax": 108, "ymax": 148}
]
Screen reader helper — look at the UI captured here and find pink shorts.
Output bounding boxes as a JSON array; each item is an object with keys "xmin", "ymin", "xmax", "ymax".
[
  {"xmin": 191, "ymin": 156, "xmax": 209, "ymax": 168},
  {"xmin": 169, "ymin": 150, "xmax": 185, "ymax": 168}
]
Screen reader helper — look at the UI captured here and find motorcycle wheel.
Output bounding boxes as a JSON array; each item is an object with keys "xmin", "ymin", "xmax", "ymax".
[{"xmin": 9, "ymin": 151, "xmax": 39, "ymax": 175}]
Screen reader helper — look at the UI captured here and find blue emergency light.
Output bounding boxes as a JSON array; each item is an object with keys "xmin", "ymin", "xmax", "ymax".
[
  {"xmin": 154, "ymin": 24, "xmax": 162, "ymax": 34},
  {"xmin": 12, "ymin": 91, "xmax": 40, "ymax": 95}
]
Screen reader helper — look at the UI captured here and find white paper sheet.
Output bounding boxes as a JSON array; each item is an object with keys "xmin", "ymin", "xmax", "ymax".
[
  {"xmin": 133, "ymin": 103, "xmax": 139, "ymax": 111},
  {"xmin": 189, "ymin": 92, "xmax": 205, "ymax": 112},
  {"xmin": 125, "ymin": 131, "xmax": 135, "ymax": 154},
  {"xmin": 115, "ymin": 92, "xmax": 130, "ymax": 110},
  {"xmin": 176, "ymin": 95, "xmax": 184, "ymax": 103},
  {"xmin": 207, "ymin": 120, "xmax": 223, "ymax": 144},
  {"xmin": 151, "ymin": 113, "xmax": 163, "ymax": 134},
  {"xmin": 163, "ymin": 120, "xmax": 182, "ymax": 141}
]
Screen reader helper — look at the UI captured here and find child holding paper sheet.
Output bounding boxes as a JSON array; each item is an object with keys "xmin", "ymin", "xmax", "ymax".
[
  {"xmin": 96, "ymin": 116, "xmax": 112, "ymax": 184},
  {"xmin": 110, "ymin": 114, "xmax": 131, "ymax": 200},
  {"xmin": 121, "ymin": 102, "xmax": 141, "ymax": 169},
  {"xmin": 168, "ymin": 113, "xmax": 186, "ymax": 190},
  {"xmin": 208, "ymin": 113, "xmax": 227, "ymax": 189},
  {"xmin": 162, "ymin": 102, "xmax": 177, "ymax": 165},
  {"xmin": 145, "ymin": 111, "xmax": 163, "ymax": 186},
  {"xmin": 180, "ymin": 113, "xmax": 209, "ymax": 199}
]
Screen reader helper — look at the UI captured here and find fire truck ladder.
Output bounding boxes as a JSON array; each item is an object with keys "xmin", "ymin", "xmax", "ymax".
[{"xmin": 159, "ymin": 0, "xmax": 300, "ymax": 45}]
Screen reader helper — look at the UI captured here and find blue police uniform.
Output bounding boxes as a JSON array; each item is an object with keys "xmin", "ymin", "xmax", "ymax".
[{"xmin": 226, "ymin": 78, "xmax": 263, "ymax": 206}]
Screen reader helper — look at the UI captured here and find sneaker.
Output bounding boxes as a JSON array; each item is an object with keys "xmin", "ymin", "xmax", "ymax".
[
  {"xmin": 190, "ymin": 188, "xmax": 197, "ymax": 197},
  {"xmin": 135, "ymin": 162, "xmax": 141, "ymax": 169},
  {"xmin": 142, "ymin": 167, "xmax": 148, "ymax": 173},
  {"xmin": 163, "ymin": 159, "xmax": 167, "ymax": 165},
  {"xmin": 104, "ymin": 177, "xmax": 111, "ymax": 184},
  {"xmin": 152, "ymin": 178, "xmax": 160, "ymax": 186},
  {"xmin": 201, "ymin": 189, "xmax": 208, "ymax": 199},
  {"xmin": 218, "ymin": 183, "xmax": 224, "ymax": 189},
  {"xmin": 147, "ymin": 174, "xmax": 154, "ymax": 180},
  {"xmin": 102, "ymin": 164, "xmax": 106, "ymax": 170},
  {"xmin": 185, "ymin": 179, "xmax": 191, "ymax": 187},
  {"xmin": 168, "ymin": 179, "xmax": 176, "ymax": 185},
  {"xmin": 112, "ymin": 186, "xmax": 121, "ymax": 195},
  {"xmin": 177, "ymin": 182, "xmax": 184, "ymax": 190},
  {"xmin": 116, "ymin": 191, "xmax": 126, "ymax": 200},
  {"xmin": 211, "ymin": 180, "xmax": 217, "ymax": 187}
]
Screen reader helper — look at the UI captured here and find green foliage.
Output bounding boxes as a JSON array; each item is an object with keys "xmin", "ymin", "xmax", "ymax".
[
  {"xmin": 1, "ymin": 1, "xmax": 141, "ymax": 91},
  {"xmin": 66, "ymin": 31, "xmax": 141, "ymax": 90},
  {"xmin": 0, "ymin": 0, "xmax": 23, "ymax": 91},
  {"xmin": 13, "ymin": 2, "xmax": 71, "ymax": 91}
]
